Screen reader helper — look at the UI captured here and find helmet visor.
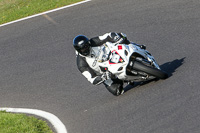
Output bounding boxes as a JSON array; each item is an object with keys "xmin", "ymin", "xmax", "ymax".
[{"xmin": 80, "ymin": 43, "xmax": 90, "ymax": 56}]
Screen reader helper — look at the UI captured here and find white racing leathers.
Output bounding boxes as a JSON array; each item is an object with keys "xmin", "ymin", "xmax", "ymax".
[{"xmin": 76, "ymin": 32, "xmax": 128, "ymax": 96}]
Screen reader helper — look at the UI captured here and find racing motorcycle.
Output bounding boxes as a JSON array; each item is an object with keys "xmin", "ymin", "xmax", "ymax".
[{"xmin": 98, "ymin": 42, "xmax": 168, "ymax": 85}]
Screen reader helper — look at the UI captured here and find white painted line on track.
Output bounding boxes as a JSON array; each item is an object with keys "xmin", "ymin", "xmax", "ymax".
[
  {"xmin": 0, "ymin": 108, "xmax": 67, "ymax": 133},
  {"xmin": 0, "ymin": 0, "xmax": 91, "ymax": 28}
]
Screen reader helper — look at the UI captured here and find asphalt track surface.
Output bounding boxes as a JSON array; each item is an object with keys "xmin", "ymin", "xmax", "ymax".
[{"xmin": 0, "ymin": 0, "xmax": 200, "ymax": 133}]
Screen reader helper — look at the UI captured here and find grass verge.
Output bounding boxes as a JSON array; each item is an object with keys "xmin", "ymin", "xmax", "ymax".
[
  {"xmin": 0, "ymin": 111, "xmax": 53, "ymax": 133},
  {"xmin": 0, "ymin": 0, "xmax": 83, "ymax": 25}
]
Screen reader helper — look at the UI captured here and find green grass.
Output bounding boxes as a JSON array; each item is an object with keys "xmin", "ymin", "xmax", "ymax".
[
  {"xmin": 0, "ymin": 0, "xmax": 83, "ymax": 25},
  {"xmin": 0, "ymin": 111, "xmax": 53, "ymax": 133}
]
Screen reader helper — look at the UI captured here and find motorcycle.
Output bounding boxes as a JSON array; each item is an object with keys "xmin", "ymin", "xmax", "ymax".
[{"xmin": 98, "ymin": 42, "xmax": 168, "ymax": 85}]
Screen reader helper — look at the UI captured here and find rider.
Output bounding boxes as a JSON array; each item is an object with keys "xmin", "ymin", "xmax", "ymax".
[{"xmin": 73, "ymin": 32, "xmax": 145, "ymax": 96}]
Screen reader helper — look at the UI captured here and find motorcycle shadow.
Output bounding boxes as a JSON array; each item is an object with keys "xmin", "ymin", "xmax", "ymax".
[
  {"xmin": 124, "ymin": 57, "xmax": 186, "ymax": 93},
  {"xmin": 160, "ymin": 57, "xmax": 186, "ymax": 77}
]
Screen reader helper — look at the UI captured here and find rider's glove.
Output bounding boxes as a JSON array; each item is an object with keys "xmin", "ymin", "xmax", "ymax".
[
  {"xmin": 92, "ymin": 72, "xmax": 111, "ymax": 85},
  {"xmin": 117, "ymin": 33, "xmax": 130, "ymax": 44},
  {"xmin": 93, "ymin": 75, "xmax": 105, "ymax": 85},
  {"xmin": 118, "ymin": 33, "xmax": 127, "ymax": 39}
]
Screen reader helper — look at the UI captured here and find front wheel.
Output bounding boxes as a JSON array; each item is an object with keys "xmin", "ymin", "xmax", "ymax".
[{"xmin": 132, "ymin": 61, "xmax": 168, "ymax": 79}]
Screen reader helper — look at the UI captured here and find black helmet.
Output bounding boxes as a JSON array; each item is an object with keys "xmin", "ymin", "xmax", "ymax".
[{"xmin": 73, "ymin": 35, "xmax": 90, "ymax": 56}]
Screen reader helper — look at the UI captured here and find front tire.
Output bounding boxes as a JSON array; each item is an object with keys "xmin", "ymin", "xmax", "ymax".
[{"xmin": 133, "ymin": 61, "xmax": 168, "ymax": 79}]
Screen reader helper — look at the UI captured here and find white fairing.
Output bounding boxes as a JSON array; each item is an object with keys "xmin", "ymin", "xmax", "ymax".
[{"xmin": 98, "ymin": 42, "xmax": 160, "ymax": 81}]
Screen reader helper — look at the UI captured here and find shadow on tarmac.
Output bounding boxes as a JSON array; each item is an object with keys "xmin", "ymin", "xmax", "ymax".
[
  {"xmin": 124, "ymin": 57, "xmax": 186, "ymax": 92},
  {"xmin": 160, "ymin": 57, "xmax": 186, "ymax": 77}
]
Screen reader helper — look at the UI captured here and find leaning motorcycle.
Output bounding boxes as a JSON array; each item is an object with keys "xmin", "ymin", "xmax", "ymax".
[{"xmin": 98, "ymin": 42, "xmax": 168, "ymax": 87}]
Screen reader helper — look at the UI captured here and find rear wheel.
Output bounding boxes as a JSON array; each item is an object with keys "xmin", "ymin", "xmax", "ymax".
[{"xmin": 132, "ymin": 61, "xmax": 168, "ymax": 79}]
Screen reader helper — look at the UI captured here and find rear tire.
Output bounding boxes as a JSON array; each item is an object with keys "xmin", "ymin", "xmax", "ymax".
[{"xmin": 133, "ymin": 61, "xmax": 168, "ymax": 79}]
